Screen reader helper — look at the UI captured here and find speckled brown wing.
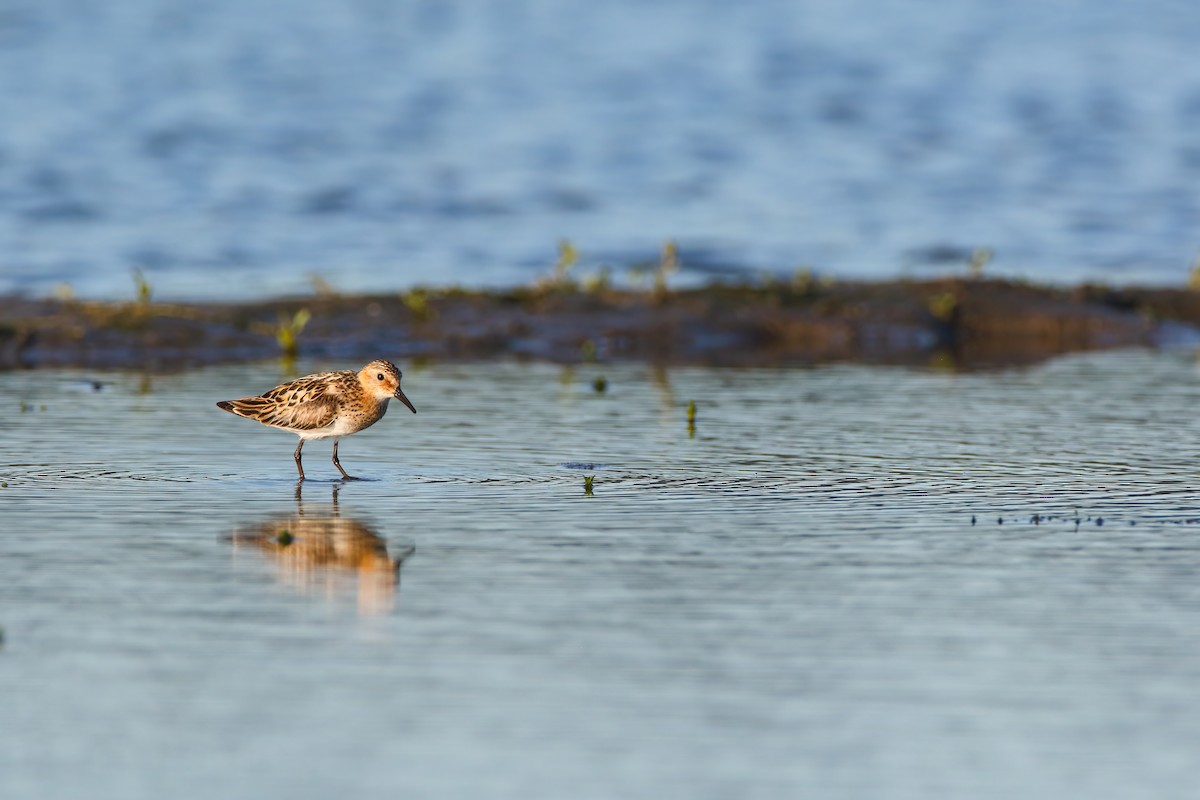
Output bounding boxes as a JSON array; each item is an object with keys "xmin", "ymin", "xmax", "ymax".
[{"xmin": 217, "ymin": 370, "xmax": 354, "ymax": 431}]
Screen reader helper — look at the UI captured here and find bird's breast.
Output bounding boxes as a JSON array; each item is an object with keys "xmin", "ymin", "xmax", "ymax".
[{"xmin": 329, "ymin": 397, "xmax": 389, "ymax": 436}]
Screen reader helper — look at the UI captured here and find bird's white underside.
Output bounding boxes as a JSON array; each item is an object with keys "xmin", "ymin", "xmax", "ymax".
[{"xmin": 277, "ymin": 398, "xmax": 390, "ymax": 440}]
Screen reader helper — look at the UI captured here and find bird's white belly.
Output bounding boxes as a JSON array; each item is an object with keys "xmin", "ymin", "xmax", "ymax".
[{"xmin": 292, "ymin": 401, "xmax": 387, "ymax": 440}]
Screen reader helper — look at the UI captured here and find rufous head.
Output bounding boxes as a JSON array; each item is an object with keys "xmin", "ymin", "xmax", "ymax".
[{"xmin": 359, "ymin": 360, "xmax": 416, "ymax": 413}]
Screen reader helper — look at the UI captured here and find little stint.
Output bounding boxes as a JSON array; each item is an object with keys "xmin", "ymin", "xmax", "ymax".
[{"xmin": 217, "ymin": 359, "xmax": 416, "ymax": 480}]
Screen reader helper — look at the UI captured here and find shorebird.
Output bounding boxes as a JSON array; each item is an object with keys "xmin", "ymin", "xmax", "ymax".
[{"xmin": 217, "ymin": 359, "xmax": 416, "ymax": 480}]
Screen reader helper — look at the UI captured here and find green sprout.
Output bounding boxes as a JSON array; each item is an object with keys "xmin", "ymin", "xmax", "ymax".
[
  {"xmin": 792, "ymin": 267, "xmax": 815, "ymax": 295},
  {"xmin": 927, "ymin": 291, "xmax": 958, "ymax": 322},
  {"xmin": 592, "ymin": 376, "xmax": 607, "ymax": 394},
  {"xmin": 653, "ymin": 240, "xmax": 680, "ymax": 301},
  {"xmin": 132, "ymin": 268, "xmax": 152, "ymax": 306},
  {"xmin": 403, "ymin": 288, "xmax": 434, "ymax": 322},
  {"xmin": 581, "ymin": 266, "xmax": 611, "ymax": 294},
  {"xmin": 555, "ymin": 239, "xmax": 578, "ymax": 281},
  {"xmin": 536, "ymin": 239, "xmax": 579, "ymax": 291},
  {"xmin": 583, "ymin": 475, "xmax": 595, "ymax": 495},
  {"xmin": 277, "ymin": 530, "xmax": 294, "ymax": 546},
  {"xmin": 1189, "ymin": 253, "xmax": 1200, "ymax": 290},
  {"xmin": 686, "ymin": 400, "xmax": 697, "ymax": 424},
  {"xmin": 124, "ymin": 268, "xmax": 154, "ymax": 326},
  {"xmin": 274, "ymin": 309, "xmax": 311, "ymax": 359}
]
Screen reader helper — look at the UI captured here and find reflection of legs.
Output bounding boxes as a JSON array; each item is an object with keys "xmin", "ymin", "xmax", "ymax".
[
  {"xmin": 332, "ymin": 438, "xmax": 353, "ymax": 480},
  {"xmin": 294, "ymin": 440, "xmax": 306, "ymax": 480}
]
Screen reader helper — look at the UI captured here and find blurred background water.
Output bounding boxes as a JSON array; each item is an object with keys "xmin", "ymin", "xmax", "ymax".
[{"xmin": 2, "ymin": 0, "xmax": 1200, "ymax": 299}]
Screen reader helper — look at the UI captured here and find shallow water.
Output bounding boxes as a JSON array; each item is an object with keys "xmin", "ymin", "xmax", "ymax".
[
  {"xmin": 4, "ymin": 353, "xmax": 1200, "ymax": 797},
  {"xmin": 3, "ymin": 0, "xmax": 1200, "ymax": 299}
]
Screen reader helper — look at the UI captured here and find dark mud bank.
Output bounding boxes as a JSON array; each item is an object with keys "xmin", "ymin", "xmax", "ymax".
[{"xmin": 2, "ymin": 279, "xmax": 1197, "ymax": 370}]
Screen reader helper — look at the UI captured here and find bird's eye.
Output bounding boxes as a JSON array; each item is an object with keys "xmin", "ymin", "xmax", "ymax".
[{"xmin": 377, "ymin": 373, "xmax": 385, "ymax": 381}]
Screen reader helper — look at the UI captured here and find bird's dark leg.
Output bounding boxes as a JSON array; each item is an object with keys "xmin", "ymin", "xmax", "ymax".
[
  {"xmin": 332, "ymin": 438, "xmax": 354, "ymax": 480},
  {"xmin": 294, "ymin": 439, "xmax": 306, "ymax": 481}
]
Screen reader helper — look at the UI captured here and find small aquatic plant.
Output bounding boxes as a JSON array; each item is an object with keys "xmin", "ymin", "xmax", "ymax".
[
  {"xmin": 273, "ymin": 308, "xmax": 312, "ymax": 359},
  {"xmin": 277, "ymin": 529, "xmax": 294, "ymax": 546},
  {"xmin": 1189, "ymin": 253, "xmax": 1200, "ymax": 290},
  {"xmin": 927, "ymin": 291, "xmax": 958, "ymax": 322},
  {"xmin": 583, "ymin": 475, "xmax": 595, "ymax": 495},
  {"xmin": 653, "ymin": 240, "xmax": 680, "ymax": 302},
  {"xmin": 792, "ymin": 268, "xmax": 816, "ymax": 297},
  {"xmin": 402, "ymin": 288, "xmax": 434, "ymax": 322},
  {"xmin": 102, "ymin": 269, "xmax": 155, "ymax": 329},
  {"xmin": 535, "ymin": 239, "xmax": 579, "ymax": 292},
  {"xmin": 132, "ymin": 268, "xmax": 152, "ymax": 307},
  {"xmin": 581, "ymin": 266, "xmax": 611, "ymax": 294},
  {"xmin": 555, "ymin": 239, "xmax": 578, "ymax": 276},
  {"xmin": 687, "ymin": 400, "xmax": 697, "ymax": 438},
  {"xmin": 592, "ymin": 376, "xmax": 607, "ymax": 393}
]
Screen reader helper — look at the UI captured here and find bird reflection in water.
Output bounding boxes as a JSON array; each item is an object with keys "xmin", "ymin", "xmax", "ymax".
[{"xmin": 230, "ymin": 482, "xmax": 414, "ymax": 614}]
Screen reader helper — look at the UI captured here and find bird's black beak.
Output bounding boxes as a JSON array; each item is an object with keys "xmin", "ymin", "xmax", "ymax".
[{"xmin": 395, "ymin": 387, "xmax": 417, "ymax": 414}]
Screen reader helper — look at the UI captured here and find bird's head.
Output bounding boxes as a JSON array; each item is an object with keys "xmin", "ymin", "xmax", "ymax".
[{"xmin": 360, "ymin": 360, "xmax": 417, "ymax": 413}]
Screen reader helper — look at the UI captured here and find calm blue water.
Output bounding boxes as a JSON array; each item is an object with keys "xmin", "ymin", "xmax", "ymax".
[
  {"xmin": 1, "ymin": 0, "xmax": 1199, "ymax": 299},
  {"xmin": 5, "ymin": 352, "xmax": 1200, "ymax": 798}
]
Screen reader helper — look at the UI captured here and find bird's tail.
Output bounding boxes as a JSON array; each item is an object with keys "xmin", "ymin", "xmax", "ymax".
[{"xmin": 216, "ymin": 398, "xmax": 265, "ymax": 419}]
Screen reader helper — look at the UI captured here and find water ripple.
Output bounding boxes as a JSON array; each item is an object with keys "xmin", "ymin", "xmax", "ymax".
[{"xmin": 6, "ymin": 353, "xmax": 1200, "ymax": 798}]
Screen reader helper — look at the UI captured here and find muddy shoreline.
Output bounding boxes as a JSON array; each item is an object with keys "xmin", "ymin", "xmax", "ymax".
[{"xmin": 3, "ymin": 278, "xmax": 1199, "ymax": 371}]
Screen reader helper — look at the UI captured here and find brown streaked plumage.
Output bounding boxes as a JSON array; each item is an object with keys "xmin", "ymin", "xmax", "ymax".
[{"xmin": 217, "ymin": 359, "xmax": 416, "ymax": 480}]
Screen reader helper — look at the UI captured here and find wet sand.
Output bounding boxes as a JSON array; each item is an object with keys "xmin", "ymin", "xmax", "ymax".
[{"xmin": 2, "ymin": 278, "xmax": 1196, "ymax": 370}]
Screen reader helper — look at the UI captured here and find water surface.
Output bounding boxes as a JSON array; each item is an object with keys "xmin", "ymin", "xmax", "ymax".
[
  {"xmin": 3, "ymin": 352, "xmax": 1200, "ymax": 798},
  {"xmin": 2, "ymin": 0, "xmax": 1200, "ymax": 298}
]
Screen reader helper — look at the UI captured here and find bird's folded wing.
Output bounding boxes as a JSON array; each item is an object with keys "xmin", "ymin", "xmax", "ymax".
[{"xmin": 249, "ymin": 374, "xmax": 344, "ymax": 430}]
